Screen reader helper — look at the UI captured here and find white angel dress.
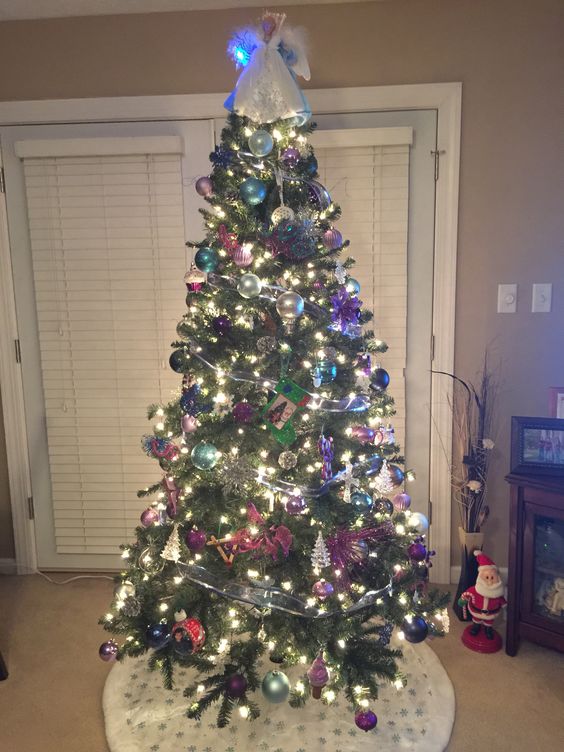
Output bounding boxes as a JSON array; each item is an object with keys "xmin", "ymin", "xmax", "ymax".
[{"xmin": 225, "ymin": 18, "xmax": 311, "ymax": 126}]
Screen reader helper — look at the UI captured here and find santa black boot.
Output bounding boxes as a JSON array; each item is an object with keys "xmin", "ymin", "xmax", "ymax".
[
  {"xmin": 484, "ymin": 626, "xmax": 494, "ymax": 640},
  {"xmin": 469, "ymin": 622, "xmax": 481, "ymax": 636}
]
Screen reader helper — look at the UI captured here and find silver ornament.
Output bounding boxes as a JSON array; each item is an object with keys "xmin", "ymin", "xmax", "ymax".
[
  {"xmin": 271, "ymin": 205, "xmax": 295, "ymax": 225},
  {"xmin": 114, "ymin": 580, "xmax": 135, "ymax": 600},
  {"xmin": 278, "ymin": 450, "xmax": 297, "ymax": 469},
  {"xmin": 237, "ymin": 273, "xmax": 262, "ymax": 299},
  {"xmin": 257, "ymin": 336, "xmax": 277, "ymax": 353},
  {"xmin": 276, "ymin": 291, "xmax": 304, "ymax": 322}
]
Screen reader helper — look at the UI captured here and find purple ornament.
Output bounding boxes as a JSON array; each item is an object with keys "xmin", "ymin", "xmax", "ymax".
[
  {"xmin": 351, "ymin": 425, "xmax": 376, "ymax": 443},
  {"xmin": 232, "ymin": 401, "xmax": 255, "ymax": 424},
  {"xmin": 312, "ymin": 579, "xmax": 334, "ymax": 601},
  {"xmin": 322, "ymin": 228, "xmax": 343, "ymax": 251},
  {"xmin": 212, "ymin": 315, "xmax": 232, "ymax": 336},
  {"xmin": 195, "ymin": 176, "xmax": 213, "ymax": 197},
  {"xmin": 355, "ymin": 709, "xmax": 378, "ymax": 732},
  {"xmin": 225, "ymin": 673, "xmax": 248, "ymax": 698},
  {"xmin": 185, "ymin": 528, "xmax": 207, "ymax": 552},
  {"xmin": 99, "ymin": 640, "xmax": 118, "ymax": 662},
  {"xmin": 281, "ymin": 147, "xmax": 300, "ymax": 167},
  {"xmin": 285, "ymin": 495, "xmax": 307, "ymax": 515},
  {"xmin": 408, "ymin": 542, "xmax": 427, "ymax": 562},
  {"xmin": 140, "ymin": 508, "xmax": 159, "ymax": 527},
  {"xmin": 392, "ymin": 492, "xmax": 411, "ymax": 511},
  {"xmin": 181, "ymin": 414, "xmax": 198, "ymax": 433},
  {"xmin": 232, "ymin": 246, "xmax": 253, "ymax": 267}
]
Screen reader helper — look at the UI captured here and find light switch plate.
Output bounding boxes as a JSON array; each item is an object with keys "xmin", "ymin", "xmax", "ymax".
[
  {"xmin": 497, "ymin": 283, "xmax": 517, "ymax": 313},
  {"xmin": 532, "ymin": 283, "xmax": 552, "ymax": 313}
]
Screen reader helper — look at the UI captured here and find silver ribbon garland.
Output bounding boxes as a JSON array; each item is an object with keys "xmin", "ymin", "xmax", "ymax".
[{"xmin": 176, "ymin": 562, "xmax": 392, "ymax": 619}]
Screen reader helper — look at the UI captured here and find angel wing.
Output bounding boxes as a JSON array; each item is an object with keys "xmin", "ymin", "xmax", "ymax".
[{"xmin": 280, "ymin": 25, "xmax": 311, "ymax": 81}]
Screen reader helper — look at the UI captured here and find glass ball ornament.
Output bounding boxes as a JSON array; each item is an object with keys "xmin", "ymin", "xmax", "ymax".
[
  {"xmin": 312, "ymin": 579, "xmax": 334, "ymax": 601},
  {"xmin": 194, "ymin": 246, "xmax": 219, "ymax": 273},
  {"xmin": 232, "ymin": 401, "xmax": 255, "ymax": 424},
  {"xmin": 114, "ymin": 580, "xmax": 135, "ymax": 600},
  {"xmin": 237, "ymin": 273, "xmax": 262, "ymax": 299},
  {"xmin": 351, "ymin": 425, "xmax": 376, "ymax": 443},
  {"xmin": 402, "ymin": 615, "xmax": 429, "ymax": 643},
  {"xmin": 322, "ymin": 228, "xmax": 343, "ymax": 250},
  {"xmin": 169, "ymin": 348, "xmax": 190, "ymax": 373},
  {"xmin": 278, "ymin": 450, "xmax": 297, "ymax": 469},
  {"xmin": 355, "ymin": 709, "xmax": 378, "ymax": 732},
  {"xmin": 285, "ymin": 494, "xmax": 307, "ymax": 515},
  {"xmin": 408, "ymin": 541, "xmax": 427, "ymax": 562},
  {"xmin": 388, "ymin": 464, "xmax": 405, "ymax": 487},
  {"xmin": 140, "ymin": 507, "xmax": 159, "ymax": 527},
  {"xmin": 240, "ymin": 177, "xmax": 267, "ymax": 206},
  {"xmin": 225, "ymin": 673, "xmax": 248, "ymax": 698},
  {"xmin": 271, "ymin": 205, "xmax": 295, "ymax": 225},
  {"xmin": 370, "ymin": 367, "xmax": 390, "ymax": 392},
  {"xmin": 261, "ymin": 670, "xmax": 290, "ymax": 703},
  {"xmin": 281, "ymin": 147, "xmax": 300, "ymax": 167},
  {"xmin": 185, "ymin": 528, "xmax": 207, "ymax": 552},
  {"xmin": 181, "ymin": 414, "xmax": 198, "ymax": 433},
  {"xmin": 392, "ymin": 492, "xmax": 411, "ymax": 511},
  {"xmin": 99, "ymin": 640, "xmax": 119, "ymax": 662},
  {"xmin": 276, "ymin": 291, "xmax": 304, "ymax": 322},
  {"xmin": 408, "ymin": 511, "xmax": 429, "ymax": 534},
  {"xmin": 145, "ymin": 623, "xmax": 170, "ymax": 650},
  {"xmin": 248, "ymin": 129, "xmax": 274, "ymax": 157},
  {"xmin": 191, "ymin": 442, "xmax": 218, "ymax": 470},
  {"xmin": 345, "ymin": 278, "xmax": 361, "ymax": 295},
  {"xmin": 195, "ymin": 176, "xmax": 213, "ymax": 197},
  {"xmin": 232, "ymin": 245, "xmax": 253, "ymax": 268},
  {"xmin": 212, "ymin": 314, "xmax": 232, "ymax": 336},
  {"xmin": 138, "ymin": 546, "xmax": 164, "ymax": 574},
  {"xmin": 351, "ymin": 490, "xmax": 374, "ymax": 514}
]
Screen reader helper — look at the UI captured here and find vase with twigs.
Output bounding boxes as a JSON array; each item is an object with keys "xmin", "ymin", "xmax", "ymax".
[{"xmin": 433, "ymin": 355, "xmax": 498, "ymax": 619}]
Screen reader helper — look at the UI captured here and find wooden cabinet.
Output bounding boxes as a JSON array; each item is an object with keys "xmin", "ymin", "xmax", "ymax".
[{"xmin": 506, "ymin": 473, "xmax": 564, "ymax": 655}]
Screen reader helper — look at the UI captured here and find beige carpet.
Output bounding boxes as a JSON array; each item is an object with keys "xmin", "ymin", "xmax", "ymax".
[{"xmin": 0, "ymin": 574, "xmax": 563, "ymax": 752}]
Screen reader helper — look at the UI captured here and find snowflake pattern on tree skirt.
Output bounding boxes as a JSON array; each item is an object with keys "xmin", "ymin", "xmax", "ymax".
[{"xmin": 103, "ymin": 636, "xmax": 454, "ymax": 752}]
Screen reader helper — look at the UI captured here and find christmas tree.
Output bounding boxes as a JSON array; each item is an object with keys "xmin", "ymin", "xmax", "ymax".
[{"xmin": 99, "ymin": 13, "xmax": 449, "ymax": 732}]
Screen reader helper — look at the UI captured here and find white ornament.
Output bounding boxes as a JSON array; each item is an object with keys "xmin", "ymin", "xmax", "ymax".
[
  {"xmin": 311, "ymin": 531, "xmax": 331, "ymax": 570},
  {"xmin": 271, "ymin": 205, "xmax": 295, "ymax": 225},
  {"xmin": 334, "ymin": 262, "xmax": 347, "ymax": 285},
  {"xmin": 373, "ymin": 460, "xmax": 395, "ymax": 495},
  {"xmin": 161, "ymin": 525, "xmax": 182, "ymax": 563}
]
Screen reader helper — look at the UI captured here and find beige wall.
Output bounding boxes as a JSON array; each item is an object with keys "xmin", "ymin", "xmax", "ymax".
[{"xmin": 0, "ymin": 0, "xmax": 562, "ymax": 570}]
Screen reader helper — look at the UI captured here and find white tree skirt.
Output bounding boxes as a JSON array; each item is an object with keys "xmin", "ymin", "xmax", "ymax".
[{"xmin": 103, "ymin": 637, "xmax": 455, "ymax": 752}]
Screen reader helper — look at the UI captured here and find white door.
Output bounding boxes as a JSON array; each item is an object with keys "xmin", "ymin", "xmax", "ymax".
[{"xmin": 1, "ymin": 119, "xmax": 214, "ymax": 569}]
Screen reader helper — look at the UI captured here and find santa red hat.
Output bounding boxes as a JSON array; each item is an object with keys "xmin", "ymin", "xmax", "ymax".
[{"xmin": 474, "ymin": 550, "xmax": 497, "ymax": 570}]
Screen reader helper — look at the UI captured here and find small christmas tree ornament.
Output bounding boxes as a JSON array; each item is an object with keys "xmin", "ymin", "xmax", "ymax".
[
  {"xmin": 98, "ymin": 640, "xmax": 119, "ymax": 662},
  {"xmin": 370, "ymin": 366, "xmax": 390, "ymax": 392},
  {"xmin": 285, "ymin": 493, "xmax": 307, "ymax": 515},
  {"xmin": 388, "ymin": 464, "xmax": 405, "ymax": 487},
  {"xmin": 161, "ymin": 524, "xmax": 182, "ymax": 563},
  {"xmin": 261, "ymin": 670, "xmax": 290, "ymax": 703},
  {"xmin": 248, "ymin": 129, "xmax": 274, "ymax": 157},
  {"xmin": 271, "ymin": 205, "xmax": 295, "ymax": 224},
  {"xmin": 278, "ymin": 450, "xmax": 297, "ymax": 469},
  {"xmin": 374, "ymin": 460, "xmax": 395, "ymax": 495},
  {"xmin": 318, "ymin": 433, "xmax": 334, "ymax": 480},
  {"xmin": 315, "ymin": 359, "xmax": 337, "ymax": 384},
  {"xmin": 402, "ymin": 615, "xmax": 429, "ymax": 644},
  {"xmin": 312, "ymin": 579, "xmax": 334, "ymax": 601},
  {"xmin": 392, "ymin": 492, "xmax": 411, "ymax": 511},
  {"xmin": 374, "ymin": 497, "xmax": 395, "ymax": 516},
  {"xmin": 355, "ymin": 709, "xmax": 378, "ymax": 732},
  {"xmin": 185, "ymin": 528, "xmax": 207, "ymax": 552},
  {"xmin": 184, "ymin": 263, "xmax": 206, "ymax": 292},
  {"xmin": 240, "ymin": 177, "xmax": 267, "ymax": 205},
  {"xmin": 171, "ymin": 610, "xmax": 206, "ymax": 655},
  {"xmin": 237, "ymin": 272, "xmax": 262, "ymax": 298},
  {"xmin": 145, "ymin": 623, "xmax": 170, "ymax": 649},
  {"xmin": 225, "ymin": 673, "xmax": 248, "ymax": 698},
  {"xmin": 191, "ymin": 442, "xmax": 219, "ymax": 470},
  {"xmin": 257, "ymin": 335, "xmax": 277, "ymax": 353},
  {"xmin": 195, "ymin": 175, "xmax": 213, "ymax": 197},
  {"xmin": 194, "ymin": 246, "xmax": 219, "ymax": 273},
  {"xmin": 307, "ymin": 652, "xmax": 330, "ymax": 698},
  {"xmin": 311, "ymin": 530, "xmax": 331, "ymax": 570},
  {"xmin": 140, "ymin": 507, "xmax": 159, "ymax": 527}
]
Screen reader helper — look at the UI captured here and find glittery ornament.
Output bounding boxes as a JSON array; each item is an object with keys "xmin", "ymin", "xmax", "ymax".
[
  {"xmin": 378, "ymin": 622, "xmax": 394, "ymax": 646},
  {"xmin": 281, "ymin": 147, "xmax": 300, "ymax": 167},
  {"xmin": 219, "ymin": 454, "xmax": 255, "ymax": 496},
  {"xmin": 161, "ymin": 524, "xmax": 182, "ymax": 563},
  {"xmin": 408, "ymin": 541, "xmax": 427, "ymax": 562},
  {"xmin": 373, "ymin": 460, "xmax": 395, "ymax": 495},
  {"xmin": 285, "ymin": 494, "xmax": 307, "ymax": 515},
  {"xmin": 402, "ymin": 615, "xmax": 428, "ymax": 643},
  {"xmin": 261, "ymin": 671, "xmax": 290, "ymax": 703},
  {"xmin": 184, "ymin": 263, "xmax": 206, "ymax": 292},
  {"xmin": 311, "ymin": 531, "xmax": 331, "ymax": 569},
  {"xmin": 232, "ymin": 401, "xmax": 255, "ymax": 424},
  {"xmin": 145, "ymin": 623, "xmax": 170, "ymax": 649},
  {"xmin": 355, "ymin": 709, "xmax": 378, "ymax": 732},
  {"xmin": 191, "ymin": 442, "xmax": 218, "ymax": 470},
  {"xmin": 392, "ymin": 492, "xmax": 411, "ymax": 511},
  {"xmin": 195, "ymin": 176, "xmax": 213, "ymax": 197},
  {"xmin": 209, "ymin": 145, "xmax": 234, "ymax": 168},
  {"xmin": 375, "ymin": 497, "xmax": 394, "ymax": 515},
  {"xmin": 121, "ymin": 595, "xmax": 141, "ymax": 617},
  {"xmin": 225, "ymin": 674, "xmax": 248, "ymax": 698},
  {"xmin": 140, "ymin": 508, "xmax": 159, "ymax": 527},
  {"xmin": 99, "ymin": 640, "xmax": 119, "ymax": 662},
  {"xmin": 311, "ymin": 579, "xmax": 334, "ymax": 600},
  {"xmin": 322, "ymin": 228, "xmax": 343, "ymax": 250},
  {"xmin": 257, "ymin": 335, "xmax": 277, "ymax": 353},
  {"xmin": 307, "ymin": 652, "xmax": 330, "ymax": 698},
  {"xmin": 212, "ymin": 315, "xmax": 232, "ymax": 336},
  {"xmin": 278, "ymin": 450, "xmax": 297, "ymax": 469},
  {"xmin": 185, "ymin": 528, "xmax": 207, "ymax": 552},
  {"xmin": 194, "ymin": 247, "xmax": 219, "ymax": 273},
  {"xmin": 316, "ymin": 360, "xmax": 337, "ymax": 384},
  {"xmin": 248, "ymin": 129, "xmax": 273, "ymax": 157},
  {"xmin": 271, "ymin": 205, "xmax": 295, "ymax": 224},
  {"xmin": 240, "ymin": 177, "xmax": 267, "ymax": 205},
  {"xmin": 237, "ymin": 273, "xmax": 262, "ymax": 298},
  {"xmin": 171, "ymin": 610, "xmax": 206, "ymax": 655}
]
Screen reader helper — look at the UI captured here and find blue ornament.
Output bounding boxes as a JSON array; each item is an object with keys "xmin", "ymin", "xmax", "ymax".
[
  {"xmin": 345, "ymin": 278, "xmax": 361, "ymax": 295},
  {"xmin": 209, "ymin": 145, "xmax": 234, "ymax": 168},
  {"xmin": 146, "ymin": 623, "xmax": 170, "ymax": 649},
  {"xmin": 261, "ymin": 670, "xmax": 290, "ymax": 703},
  {"xmin": 191, "ymin": 442, "xmax": 218, "ymax": 470},
  {"xmin": 194, "ymin": 247, "xmax": 219, "ymax": 273},
  {"xmin": 169, "ymin": 349, "xmax": 189, "ymax": 373},
  {"xmin": 402, "ymin": 615, "xmax": 429, "ymax": 644},
  {"xmin": 351, "ymin": 490, "xmax": 373, "ymax": 514},
  {"xmin": 317, "ymin": 360, "xmax": 337, "ymax": 384},
  {"xmin": 304, "ymin": 155, "xmax": 318, "ymax": 176},
  {"xmin": 240, "ymin": 177, "xmax": 267, "ymax": 206},
  {"xmin": 370, "ymin": 367, "xmax": 390, "ymax": 392},
  {"xmin": 378, "ymin": 622, "xmax": 394, "ymax": 646},
  {"xmin": 249, "ymin": 130, "xmax": 274, "ymax": 157}
]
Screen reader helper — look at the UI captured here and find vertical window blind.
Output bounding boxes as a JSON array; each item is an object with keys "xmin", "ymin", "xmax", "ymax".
[
  {"xmin": 315, "ymin": 144, "xmax": 409, "ymax": 447},
  {"xmin": 20, "ymin": 146, "xmax": 187, "ymax": 554}
]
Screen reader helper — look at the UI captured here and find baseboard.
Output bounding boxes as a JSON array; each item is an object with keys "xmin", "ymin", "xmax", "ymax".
[
  {"xmin": 450, "ymin": 565, "xmax": 508, "ymax": 584},
  {"xmin": 0, "ymin": 558, "xmax": 17, "ymax": 575}
]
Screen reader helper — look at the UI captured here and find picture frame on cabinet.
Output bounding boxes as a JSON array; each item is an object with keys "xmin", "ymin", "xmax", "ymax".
[{"xmin": 511, "ymin": 416, "xmax": 564, "ymax": 476}]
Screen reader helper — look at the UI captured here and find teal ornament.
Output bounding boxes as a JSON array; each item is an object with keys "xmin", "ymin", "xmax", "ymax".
[
  {"xmin": 351, "ymin": 490, "xmax": 374, "ymax": 514},
  {"xmin": 237, "ymin": 273, "xmax": 262, "ymax": 299},
  {"xmin": 317, "ymin": 360, "xmax": 337, "ymax": 384},
  {"xmin": 261, "ymin": 670, "xmax": 290, "ymax": 703},
  {"xmin": 191, "ymin": 442, "xmax": 218, "ymax": 470},
  {"xmin": 194, "ymin": 247, "xmax": 219, "ymax": 273},
  {"xmin": 240, "ymin": 177, "xmax": 267, "ymax": 206},
  {"xmin": 345, "ymin": 278, "xmax": 361, "ymax": 295},
  {"xmin": 248, "ymin": 129, "xmax": 274, "ymax": 157}
]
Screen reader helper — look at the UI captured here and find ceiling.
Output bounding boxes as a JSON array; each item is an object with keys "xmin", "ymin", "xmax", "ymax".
[{"xmin": 0, "ymin": 0, "xmax": 383, "ymax": 22}]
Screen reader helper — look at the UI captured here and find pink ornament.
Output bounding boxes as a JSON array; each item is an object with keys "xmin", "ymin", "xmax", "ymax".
[
  {"xmin": 351, "ymin": 425, "xmax": 376, "ymax": 443},
  {"xmin": 232, "ymin": 401, "xmax": 255, "ymax": 424},
  {"xmin": 307, "ymin": 652, "xmax": 330, "ymax": 699},
  {"xmin": 322, "ymin": 228, "xmax": 343, "ymax": 251},
  {"xmin": 99, "ymin": 640, "xmax": 119, "ymax": 662},
  {"xmin": 181, "ymin": 414, "xmax": 198, "ymax": 433},
  {"xmin": 282, "ymin": 147, "xmax": 300, "ymax": 167},
  {"xmin": 392, "ymin": 492, "xmax": 411, "ymax": 511},
  {"xmin": 185, "ymin": 528, "xmax": 207, "ymax": 552},
  {"xmin": 140, "ymin": 508, "xmax": 159, "ymax": 527},
  {"xmin": 231, "ymin": 246, "xmax": 253, "ymax": 267},
  {"xmin": 285, "ymin": 495, "xmax": 307, "ymax": 515},
  {"xmin": 408, "ymin": 542, "xmax": 427, "ymax": 562},
  {"xmin": 195, "ymin": 176, "xmax": 213, "ymax": 197},
  {"xmin": 312, "ymin": 579, "xmax": 334, "ymax": 601}
]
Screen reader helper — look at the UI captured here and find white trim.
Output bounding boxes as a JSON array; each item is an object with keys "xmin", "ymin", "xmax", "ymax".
[
  {"xmin": 450, "ymin": 566, "xmax": 509, "ymax": 585},
  {"xmin": 0, "ymin": 83, "xmax": 461, "ymax": 580},
  {"xmin": 310, "ymin": 127, "xmax": 413, "ymax": 148},
  {"xmin": 14, "ymin": 135, "xmax": 184, "ymax": 158},
  {"xmin": 0, "ymin": 557, "xmax": 17, "ymax": 575}
]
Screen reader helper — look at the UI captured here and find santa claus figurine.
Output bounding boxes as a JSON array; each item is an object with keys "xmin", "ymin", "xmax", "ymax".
[{"xmin": 458, "ymin": 551, "xmax": 507, "ymax": 652}]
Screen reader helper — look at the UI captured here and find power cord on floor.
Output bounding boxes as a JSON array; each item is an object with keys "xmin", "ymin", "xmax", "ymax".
[{"xmin": 8, "ymin": 565, "xmax": 115, "ymax": 584}]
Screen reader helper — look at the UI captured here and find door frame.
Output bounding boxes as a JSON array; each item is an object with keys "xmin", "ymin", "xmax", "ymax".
[{"xmin": 0, "ymin": 83, "xmax": 461, "ymax": 582}]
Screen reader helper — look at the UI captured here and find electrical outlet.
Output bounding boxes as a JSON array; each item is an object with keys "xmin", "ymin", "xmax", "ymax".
[
  {"xmin": 497, "ymin": 284, "xmax": 517, "ymax": 313},
  {"xmin": 532, "ymin": 283, "xmax": 552, "ymax": 313}
]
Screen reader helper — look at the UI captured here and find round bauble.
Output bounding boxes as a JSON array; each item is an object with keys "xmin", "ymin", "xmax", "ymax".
[
  {"xmin": 271, "ymin": 205, "xmax": 295, "ymax": 225},
  {"xmin": 281, "ymin": 147, "xmax": 300, "ymax": 167},
  {"xmin": 138, "ymin": 546, "xmax": 164, "ymax": 574},
  {"xmin": 402, "ymin": 615, "xmax": 429, "ymax": 644},
  {"xmin": 276, "ymin": 291, "xmax": 304, "ymax": 322},
  {"xmin": 99, "ymin": 640, "xmax": 119, "ymax": 662},
  {"xmin": 322, "ymin": 228, "xmax": 343, "ymax": 251},
  {"xmin": 145, "ymin": 624, "xmax": 170, "ymax": 650},
  {"xmin": 232, "ymin": 245, "xmax": 253, "ymax": 267},
  {"xmin": 237, "ymin": 273, "xmax": 262, "ymax": 299},
  {"xmin": 312, "ymin": 579, "xmax": 334, "ymax": 601},
  {"xmin": 388, "ymin": 464, "xmax": 405, "ymax": 487},
  {"xmin": 285, "ymin": 494, "xmax": 307, "ymax": 515},
  {"xmin": 185, "ymin": 528, "xmax": 207, "ymax": 552},
  {"xmin": 278, "ymin": 450, "xmax": 297, "ymax": 469},
  {"xmin": 191, "ymin": 442, "xmax": 218, "ymax": 470},
  {"xmin": 316, "ymin": 360, "xmax": 337, "ymax": 384},
  {"xmin": 225, "ymin": 673, "xmax": 248, "ymax": 698},
  {"xmin": 140, "ymin": 508, "xmax": 159, "ymax": 527},
  {"xmin": 408, "ymin": 512, "xmax": 429, "ymax": 534},
  {"xmin": 194, "ymin": 247, "xmax": 219, "ymax": 273},
  {"xmin": 261, "ymin": 670, "xmax": 290, "ymax": 703},
  {"xmin": 232, "ymin": 401, "xmax": 255, "ymax": 424},
  {"xmin": 171, "ymin": 615, "xmax": 206, "ymax": 656},
  {"xmin": 248, "ymin": 129, "xmax": 274, "ymax": 157},
  {"xmin": 408, "ymin": 542, "xmax": 427, "ymax": 562},
  {"xmin": 169, "ymin": 348, "xmax": 189, "ymax": 373},
  {"xmin": 355, "ymin": 709, "xmax": 378, "ymax": 732},
  {"xmin": 181, "ymin": 414, "xmax": 198, "ymax": 433},
  {"xmin": 370, "ymin": 367, "xmax": 390, "ymax": 392},
  {"xmin": 212, "ymin": 315, "xmax": 232, "ymax": 336},
  {"xmin": 303, "ymin": 155, "xmax": 318, "ymax": 176},
  {"xmin": 392, "ymin": 492, "xmax": 411, "ymax": 511},
  {"xmin": 351, "ymin": 425, "xmax": 376, "ymax": 443},
  {"xmin": 345, "ymin": 278, "xmax": 361, "ymax": 295},
  {"xmin": 240, "ymin": 177, "xmax": 267, "ymax": 206},
  {"xmin": 114, "ymin": 580, "xmax": 135, "ymax": 600},
  {"xmin": 257, "ymin": 336, "xmax": 276, "ymax": 354},
  {"xmin": 374, "ymin": 497, "xmax": 395, "ymax": 516},
  {"xmin": 351, "ymin": 490, "xmax": 373, "ymax": 515},
  {"xmin": 195, "ymin": 176, "xmax": 213, "ymax": 197}
]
